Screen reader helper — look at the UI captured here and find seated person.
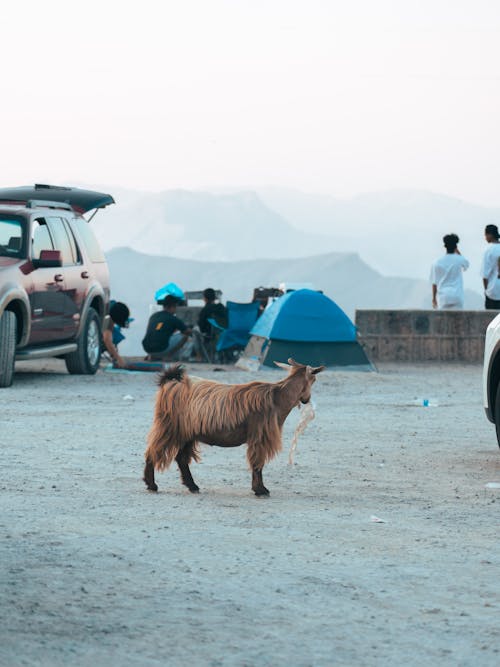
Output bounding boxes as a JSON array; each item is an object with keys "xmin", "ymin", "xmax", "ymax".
[
  {"xmin": 142, "ymin": 295, "xmax": 193, "ymax": 361},
  {"xmin": 102, "ymin": 301, "xmax": 130, "ymax": 368},
  {"xmin": 198, "ymin": 288, "xmax": 227, "ymax": 338}
]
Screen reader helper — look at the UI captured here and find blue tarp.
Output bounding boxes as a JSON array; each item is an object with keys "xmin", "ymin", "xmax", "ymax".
[
  {"xmin": 250, "ymin": 289, "xmax": 356, "ymax": 343},
  {"xmin": 154, "ymin": 282, "xmax": 185, "ymax": 303}
]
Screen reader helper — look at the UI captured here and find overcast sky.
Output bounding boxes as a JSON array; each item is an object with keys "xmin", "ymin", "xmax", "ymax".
[{"xmin": 2, "ymin": 0, "xmax": 499, "ymax": 205}]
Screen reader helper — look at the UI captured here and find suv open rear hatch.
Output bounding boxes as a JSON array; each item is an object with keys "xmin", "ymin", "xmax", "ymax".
[{"xmin": 0, "ymin": 184, "xmax": 115, "ymax": 215}]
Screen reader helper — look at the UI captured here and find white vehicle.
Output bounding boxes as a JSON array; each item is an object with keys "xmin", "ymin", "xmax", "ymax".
[{"xmin": 483, "ymin": 313, "xmax": 500, "ymax": 447}]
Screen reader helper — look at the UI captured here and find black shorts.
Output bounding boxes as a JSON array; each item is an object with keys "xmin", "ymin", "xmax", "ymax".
[{"xmin": 485, "ymin": 296, "xmax": 500, "ymax": 310}]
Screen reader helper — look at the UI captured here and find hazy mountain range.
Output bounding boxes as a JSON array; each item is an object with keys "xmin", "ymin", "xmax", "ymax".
[
  {"xmin": 256, "ymin": 187, "xmax": 500, "ymax": 289},
  {"xmin": 93, "ymin": 188, "xmax": 331, "ymax": 262},
  {"xmin": 92, "ymin": 185, "xmax": 499, "ymax": 295}
]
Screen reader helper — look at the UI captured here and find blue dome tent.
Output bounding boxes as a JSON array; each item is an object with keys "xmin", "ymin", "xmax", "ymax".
[{"xmin": 244, "ymin": 289, "xmax": 373, "ymax": 369}]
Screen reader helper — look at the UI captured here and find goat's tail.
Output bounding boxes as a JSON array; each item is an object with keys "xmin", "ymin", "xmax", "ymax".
[{"xmin": 145, "ymin": 366, "xmax": 189, "ymax": 471}]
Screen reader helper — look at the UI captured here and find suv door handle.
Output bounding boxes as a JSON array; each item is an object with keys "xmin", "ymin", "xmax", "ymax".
[
  {"xmin": 54, "ymin": 274, "xmax": 64, "ymax": 282},
  {"xmin": 81, "ymin": 271, "xmax": 89, "ymax": 279}
]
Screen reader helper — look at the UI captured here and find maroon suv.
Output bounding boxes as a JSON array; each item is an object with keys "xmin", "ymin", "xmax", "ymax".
[{"xmin": 0, "ymin": 184, "xmax": 114, "ymax": 387}]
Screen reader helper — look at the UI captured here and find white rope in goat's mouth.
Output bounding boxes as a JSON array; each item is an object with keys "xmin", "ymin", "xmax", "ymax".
[{"xmin": 288, "ymin": 400, "xmax": 316, "ymax": 465}]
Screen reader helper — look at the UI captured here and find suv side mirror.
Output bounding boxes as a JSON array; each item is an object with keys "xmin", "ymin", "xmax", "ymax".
[{"xmin": 33, "ymin": 249, "xmax": 63, "ymax": 269}]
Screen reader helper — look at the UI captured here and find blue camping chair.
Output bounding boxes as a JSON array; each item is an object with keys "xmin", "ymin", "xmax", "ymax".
[{"xmin": 209, "ymin": 300, "xmax": 260, "ymax": 361}]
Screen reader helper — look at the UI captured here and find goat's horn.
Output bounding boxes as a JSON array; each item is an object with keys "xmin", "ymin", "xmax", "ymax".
[
  {"xmin": 287, "ymin": 358, "xmax": 303, "ymax": 367},
  {"xmin": 274, "ymin": 361, "xmax": 291, "ymax": 370}
]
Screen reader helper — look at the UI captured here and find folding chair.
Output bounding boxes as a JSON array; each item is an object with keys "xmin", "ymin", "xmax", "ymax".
[{"xmin": 209, "ymin": 301, "xmax": 260, "ymax": 363}]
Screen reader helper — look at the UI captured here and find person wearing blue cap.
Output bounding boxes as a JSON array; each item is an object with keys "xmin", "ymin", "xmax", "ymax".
[{"xmin": 142, "ymin": 295, "xmax": 193, "ymax": 361}]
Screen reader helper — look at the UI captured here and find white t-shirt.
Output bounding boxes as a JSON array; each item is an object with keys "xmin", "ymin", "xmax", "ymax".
[
  {"xmin": 481, "ymin": 243, "xmax": 500, "ymax": 300},
  {"xmin": 430, "ymin": 253, "xmax": 469, "ymax": 309}
]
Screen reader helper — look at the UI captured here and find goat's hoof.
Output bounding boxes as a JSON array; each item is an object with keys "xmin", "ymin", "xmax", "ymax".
[
  {"xmin": 253, "ymin": 487, "xmax": 270, "ymax": 497},
  {"xmin": 188, "ymin": 485, "xmax": 200, "ymax": 494},
  {"xmin": 145, "ymin": 482, "xmax": 158, "ymax": 492}
]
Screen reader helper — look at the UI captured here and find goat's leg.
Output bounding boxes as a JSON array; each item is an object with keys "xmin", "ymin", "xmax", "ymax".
[
  {"xmin": 143, "ymin": 456, "xmax": 158, "ymax": 492},
  {"xmin": 176, "ymin": 443, "xmax": 199, "ymax": 493},
  {"xmin": 251, "ymin": 467, "xmax": 269, "ymax": 496},
  {"xmin": 247, "ymin": 436, "xmax": 270, "ymax": 496}
]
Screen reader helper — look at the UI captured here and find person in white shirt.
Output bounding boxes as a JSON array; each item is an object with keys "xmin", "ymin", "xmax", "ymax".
[
  {"xmin": 430, "ymin": 233, "xmax": 469, "ymax": 310},
  {"xmin": 481, "ymin": 224, "xmax": 500, "ymax": 310}
]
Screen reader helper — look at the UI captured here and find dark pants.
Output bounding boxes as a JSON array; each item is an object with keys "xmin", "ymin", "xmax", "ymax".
[{"xmin": 485, "ymin": 296, "xmax": 500, "ymax": 310}]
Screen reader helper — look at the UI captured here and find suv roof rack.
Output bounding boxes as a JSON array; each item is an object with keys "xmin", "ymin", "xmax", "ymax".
[{"xmin": 26, "ymin": 199, "xmax": 73, "ymax": 211}]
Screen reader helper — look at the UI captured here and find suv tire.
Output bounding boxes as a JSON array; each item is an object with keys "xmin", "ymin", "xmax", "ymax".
[
  {"xmin": 65, "ymin": 307, "xmax": 101, "ymax": 375},
  {"xmin": 0, "ymin": 310, "xmax": 17, "ymax": 388}
]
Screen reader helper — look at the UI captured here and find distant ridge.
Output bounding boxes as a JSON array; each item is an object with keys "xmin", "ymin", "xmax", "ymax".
[
  {"xmin": 257, "ymin": 187, "xmax": 500, "ymax": 288},
  {"xmin": 93, "ymin": 188, "xmax": 334, "ymax": 261},
  {"xmin": 88, "ymin": 185, "xmax": 497, "ymax": 296}
]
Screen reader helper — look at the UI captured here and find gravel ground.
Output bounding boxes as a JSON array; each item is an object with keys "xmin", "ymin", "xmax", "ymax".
[{"xmin": 0, "ymin": 360, "xmax": 499, "ymax": 667}]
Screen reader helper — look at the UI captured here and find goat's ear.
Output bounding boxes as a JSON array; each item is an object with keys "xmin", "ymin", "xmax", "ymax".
[
  {"xmin": 274, "ymin": 361, "xmax": 291, "ymax": 370},
  {"xmin": 311, "ymin": 365, "xmax": 325, "ymax": 375}
]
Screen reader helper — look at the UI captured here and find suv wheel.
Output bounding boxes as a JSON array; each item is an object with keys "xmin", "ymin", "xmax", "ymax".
[
  {"xmin": 65, "ymin": 307, "xmax": 101, "ymax": 375},
  {"xmin": 0, "ymin": 310, "xmax": 17, "ymax": 388}
]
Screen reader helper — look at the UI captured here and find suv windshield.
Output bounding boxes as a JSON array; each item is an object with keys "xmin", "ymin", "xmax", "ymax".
[{"xmin": 0, "ymin": 216, "xmax": 24, "ymax": 258}]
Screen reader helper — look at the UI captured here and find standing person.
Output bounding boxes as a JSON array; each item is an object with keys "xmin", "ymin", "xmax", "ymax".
[
  {"xmin": 142, "ymin": 295, "xmax": 193, "ymax": 361},
  {"xmin": 481, "ymin": 224, "xmax": 500, "ymax": 310},
  {"xmin": 430, "ymin": 234, "xmax": 469, "ymax": 310}
]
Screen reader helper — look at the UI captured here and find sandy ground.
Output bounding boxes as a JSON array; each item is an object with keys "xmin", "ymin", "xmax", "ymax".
[{"xmin": 1, "ymin": 360, "xmax": 499, "ymax": 667}]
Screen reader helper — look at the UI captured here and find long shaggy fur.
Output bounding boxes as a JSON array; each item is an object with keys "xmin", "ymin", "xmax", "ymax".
[{"xmin": 145, "ymin": 368, "xmax": 285, "ymax": 472}]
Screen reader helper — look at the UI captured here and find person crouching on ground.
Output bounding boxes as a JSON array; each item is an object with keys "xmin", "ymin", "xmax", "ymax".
[
  {"xmin": 430, "ymin": 233, "xmax": 469, "ymax": 310},
  {"xmin": 142, "ymin": 295, "xmax": 193, "ymax": 361},
  {"xmin": 481, "ymin": 224, "xmax": 500, "ymax": 310},
  {"xmin": 102, "ymin": 301, "xmax": 131, "ymax": 368}
]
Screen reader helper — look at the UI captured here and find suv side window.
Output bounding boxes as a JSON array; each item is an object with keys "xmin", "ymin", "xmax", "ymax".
[
  {"xmin": 46, "ymin": 217, "xmax": 78, "ymax": 266},
  {"xmin": 32, "ymin": 218, "xmax": 54, "ymax": 259},
  {"xmin": 62, "ymin": 218, "xmax": 82, "ymax": 264},
  {"xmin": 71, "ymin": 217, "xmax": 106, "ymax": 263}
]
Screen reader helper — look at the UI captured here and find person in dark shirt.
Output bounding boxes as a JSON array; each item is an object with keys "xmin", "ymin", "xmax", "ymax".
[
  {"xmin": 142, "ymin": 295, "xmax": 193, "ymax": 361},
  {"xmin": 198, "ymin": 288, "xmax": 227, "ymax": 337}
]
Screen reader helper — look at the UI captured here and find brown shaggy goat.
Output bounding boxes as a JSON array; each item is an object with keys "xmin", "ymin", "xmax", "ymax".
[{"xmin": 144, "ymin": 358, "xmax": 324, "ymax": 496}]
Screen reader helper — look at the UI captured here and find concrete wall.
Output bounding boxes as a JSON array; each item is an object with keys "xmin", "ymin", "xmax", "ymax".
[{"xmin": 355, "ymin": 310, "xmax": 500, "ymax": 363}]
